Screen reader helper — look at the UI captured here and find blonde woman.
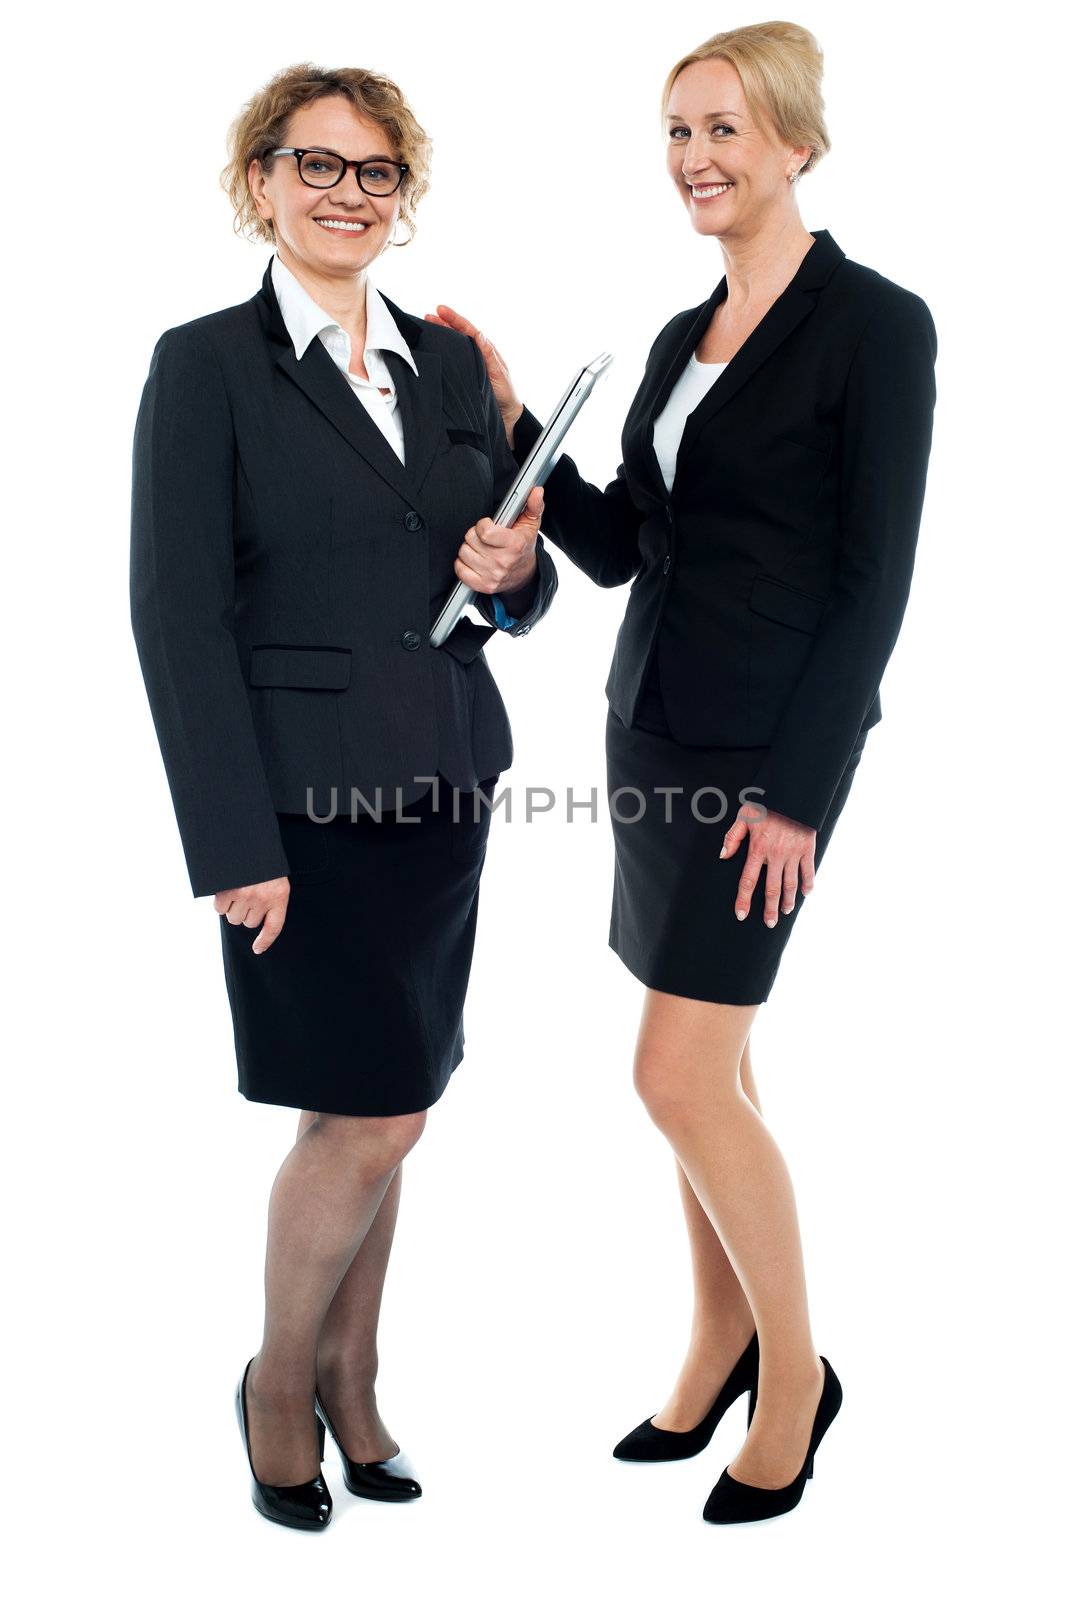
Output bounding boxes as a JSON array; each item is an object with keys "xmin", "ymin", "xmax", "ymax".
[
  {"xmin": 130, "ymin": 64, "xmax": 556, "ymax": 1529},
  {"xmin": 434, "ymin": 21, "xmax": 936, "ymax": 1523}
]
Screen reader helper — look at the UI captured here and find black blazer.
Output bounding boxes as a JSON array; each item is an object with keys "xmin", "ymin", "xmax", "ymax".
[
  {"xmin": 513, "ymin": 228, "xmax": 937, "ymax": 832},
  {"xmin": 130, "ymin": 256, "xmax": 557, "ymax": 897}
]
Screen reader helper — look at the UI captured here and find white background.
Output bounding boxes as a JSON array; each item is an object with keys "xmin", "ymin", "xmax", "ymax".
[{"xmin": 5, "ymin": 0, "xmax": 1061, "ymax": 1593}]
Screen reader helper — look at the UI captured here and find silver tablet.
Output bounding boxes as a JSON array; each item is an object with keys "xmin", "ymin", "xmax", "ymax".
[{"xmin": 429, "ymin": 352, "xmax": 614, "ymax": 647}]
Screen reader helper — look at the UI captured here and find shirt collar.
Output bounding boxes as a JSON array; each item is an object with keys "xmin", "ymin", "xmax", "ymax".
[{"xmin": 269, "ymin": 252, "xmax": 419, "ymax": 375}]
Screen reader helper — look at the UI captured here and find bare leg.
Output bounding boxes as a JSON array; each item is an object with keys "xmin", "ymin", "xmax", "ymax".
[
  {"xmin": 293, "ymin": 1108, "xmax": 404, "ymax": 1463},
  {"xmin": 244, "ymin": 1108, "xmax": 426, "ymax": 1487},
  {"xmin": 650, "ymin": 1038, "xmax": 760, "ymax": 1430},
  {"xmin": 633, "ymin": 990, "xmax": 825, "ymax": 1489}
]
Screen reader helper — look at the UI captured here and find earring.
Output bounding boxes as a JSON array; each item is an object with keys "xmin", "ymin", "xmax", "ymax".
[
  {"xmin": 389, "ymin": 217, "xmax": 414, "ymax": 248},
  {"xmin": 787, "ymin": 171, "xmax": 798, "ymax": 184}
]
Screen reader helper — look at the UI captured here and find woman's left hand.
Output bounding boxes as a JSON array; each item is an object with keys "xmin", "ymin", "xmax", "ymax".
[
  {"xmin": 455, "ymin": 485, "xmax": 544, "ymax": 596},
  {"xmin": 720, "ymin": 802, "xmax": 817, "ymax": 927}
]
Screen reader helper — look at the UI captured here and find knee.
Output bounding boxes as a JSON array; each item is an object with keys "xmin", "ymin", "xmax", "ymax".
[
  {"xmin": 316, "ymin": 1108, "xmax": 427, "ymax": 1177},
  {"xmin": 371, "ymin": 1109, "xmax": 427, "ymax": 1168},
  {"xmin": 632, "ymin": 1046, "xmax": 689, "ymax": 1129},
  {"xmin": 632, "ymin": 1048, "xmax": 737, "ymax": 1133}
]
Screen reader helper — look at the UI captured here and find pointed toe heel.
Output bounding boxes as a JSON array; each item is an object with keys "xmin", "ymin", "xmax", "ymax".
[
  {"xmin": 613, "ymin": 1331, "xmax": 759, "ymax": 1462},
  {"xmin": 703, "ymin": 1355, "xmax": 841, "ymax": 1525},
  {"xmin": 236, "ymin": 1359, "xmax": 333, "ymax": 1530},
  {"xmin": 315, "ymin": 1388, "xmax": 422, "ymax": 1502}
]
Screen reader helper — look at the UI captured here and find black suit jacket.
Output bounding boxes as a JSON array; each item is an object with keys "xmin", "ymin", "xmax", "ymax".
[
  {"xmin": 513, "ymin": 228, "xmax": 937, "ymax": 832},
  {"xmin": 130, "ymin": 256, "xmax": 557, "ymax": 897}
]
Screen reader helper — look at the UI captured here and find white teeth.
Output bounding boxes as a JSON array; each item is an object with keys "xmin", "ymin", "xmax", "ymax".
[
  {"xmin": 691, "ymin": 182, "xmax": 734, "ymax": 198},
  {"xmin": 315, "ymin": 218, "xmax": 368, "ymax": 232}
]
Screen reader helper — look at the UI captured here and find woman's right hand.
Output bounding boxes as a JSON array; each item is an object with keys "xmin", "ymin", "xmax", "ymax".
[
  {"xmin": 214, "ymin": 877, "xmax": 290, "ymax": 954},
  {"xmin": 425, "ymin": 306, "xmax": 523, "ymax": 440}
]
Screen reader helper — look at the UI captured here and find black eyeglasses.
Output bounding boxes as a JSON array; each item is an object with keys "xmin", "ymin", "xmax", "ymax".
[{"xmin": 268, "ymin": 147, "xmax": 409, "ymax": 195}]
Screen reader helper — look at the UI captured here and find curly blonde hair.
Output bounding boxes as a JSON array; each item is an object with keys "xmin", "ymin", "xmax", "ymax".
[
  {"xmin": 661, "ymin": 21, "xmax": 830, "ymax": 180},
  {"xmin": 220, "ymin": 62, "xmax": 432, "ymax": 247}
]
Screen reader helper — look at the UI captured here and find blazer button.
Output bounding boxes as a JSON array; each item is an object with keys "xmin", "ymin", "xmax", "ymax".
[
  {"xmin": 402, "ymin": 630, "xmax": 422, "ymax": 651},
  {"xmin": 404, "ymin": 510, "xmax": 424, "ymax": 531},
  {"xmin": 663, "ymin": 556, "xmax": 672, "ymax": 574}
]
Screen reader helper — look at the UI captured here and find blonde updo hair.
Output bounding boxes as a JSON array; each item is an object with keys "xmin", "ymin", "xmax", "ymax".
[
  {"xmin": 661, "ymin": 21, "xmax": 829, "ymax": 180},
  {"xmin": 220, "ymin": 62, "xmax": 433, "ymax": 247}
]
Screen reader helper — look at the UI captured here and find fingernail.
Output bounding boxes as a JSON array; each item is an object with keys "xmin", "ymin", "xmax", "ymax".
[
  {"xmin": 736, "ymin": 908, "xmax": 747, "ymax": 921},
  {"xmin": 719, "ymin": 845, "xmax": 727, "ymax": 858},
  {"xmin": 766, "ymin": 918, "xmax": 777, "ymax": 929}
]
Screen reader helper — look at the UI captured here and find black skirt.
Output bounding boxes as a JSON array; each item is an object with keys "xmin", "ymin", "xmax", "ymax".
[
  {"xmin": 606, "ymin": 668, "xmax": 866, "ymax": 1005},
  {"xmin": 219, "ymin": 776, "xmax": 497, "ymax": 1116}
]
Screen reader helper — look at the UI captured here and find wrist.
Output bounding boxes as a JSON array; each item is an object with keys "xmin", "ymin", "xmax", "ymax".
[{"xmin": 502, "ymin": 402, "xmax": 524, "ymax": 450}]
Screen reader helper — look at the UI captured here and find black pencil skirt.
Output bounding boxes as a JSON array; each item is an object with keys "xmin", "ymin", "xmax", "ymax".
[
  {"xmin": 219, "ymin": 776, "xmax": 498, "ymax": 1117},
  {"xmin": 605, "ymin": 703, "xmax": 866, "ymax": 1006}
]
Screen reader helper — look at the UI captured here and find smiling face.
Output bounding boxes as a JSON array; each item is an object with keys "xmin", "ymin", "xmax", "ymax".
[
  {"xmin": 248, "ymin": 95, "xmax": 404, "ymax": 281},
  {"xmin": 665, "ymin": 58, "xmax": 811, "ymax": 239}
]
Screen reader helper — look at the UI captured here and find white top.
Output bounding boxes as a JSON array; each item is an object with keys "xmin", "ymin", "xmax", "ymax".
[
  {"xmin": 652, "ymin": 352, "xmax": 728, "ymax": 493},
  {"xmin": 270, "ymin": 253, "xmax": 419, "ymax": 463}
]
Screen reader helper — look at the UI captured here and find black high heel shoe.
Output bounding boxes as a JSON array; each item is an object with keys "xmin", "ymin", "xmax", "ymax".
[
  {"xmin": 613, "ymin": 1331, "xmax": 759, "ymax": 1462},
  {"xmin": 235, "ymin": 1358, "xmax": 333, "ymax": 1530},
  {"xmin": 702, "ymin": 1354, "xmax": 842, "ymax": 1523},
  {"xmin": 314, "ymin": 1386, "xmax": 422, "ymax": 1501}
]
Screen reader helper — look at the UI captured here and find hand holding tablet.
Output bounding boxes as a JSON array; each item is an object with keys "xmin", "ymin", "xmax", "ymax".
[{"xmin": 424, "ymin": 312, "xmax": 613, "ymax": 646}]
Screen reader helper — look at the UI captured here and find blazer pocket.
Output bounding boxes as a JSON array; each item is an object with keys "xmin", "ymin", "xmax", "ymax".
[
  {"xmin": 747, "ymin": 574, "xmax": 827, "ymax": 635},
  {"xmin": 446, "ymin": 425, "xmax": 490, "ymax": 456},
  {"xmin": 780, "ymin": 433, "xmax": 830, "ymax": 458},
  {"xmin": 249, "ymin": 644, "xmax": 352, "ymax": 690}
]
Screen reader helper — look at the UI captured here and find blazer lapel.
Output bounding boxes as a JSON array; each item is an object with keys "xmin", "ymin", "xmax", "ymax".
[
  {"xmin": 379, "ymin": 297, "xmax": 442, "ymax": 501},
  {"xmin": 254, "ymin": 262, "xmax": 441, "ymax": 506},
  {"xmin": 639, "ymin": 284, "xmax": 726, "ymax": 502},
  {"xmin": 642, "ymin": 229, "xmax": 845, "ymax": 499}
]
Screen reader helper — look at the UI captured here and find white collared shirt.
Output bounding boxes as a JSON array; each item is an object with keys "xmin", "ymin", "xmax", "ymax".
[{"xmin": 270, "ymin": 252, "xmax": 418, "ymax": 463}]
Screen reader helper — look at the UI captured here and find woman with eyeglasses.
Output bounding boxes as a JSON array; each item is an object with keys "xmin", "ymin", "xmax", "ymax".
[
  {"xmin": 129, "ymin": 62, "xmax": 557, "ymax": 1531},
  {"xmin": 432, "ymin": 21, "xmax": 936, "ymax": 1524}
]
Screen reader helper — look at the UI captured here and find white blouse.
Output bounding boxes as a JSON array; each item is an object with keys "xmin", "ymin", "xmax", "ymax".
[
  {"xmin": 269, "ymin": 253, "xmax": 418, "ymax": 463},
  {"xmin": 652, "ymin": 353, "xmax": 728, "ymax": 493}
]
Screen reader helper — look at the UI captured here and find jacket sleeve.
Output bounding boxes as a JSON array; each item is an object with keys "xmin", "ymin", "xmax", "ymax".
[
  {"xmin": 748, "ymin": 291, "xmax": 938, "ymax": 832},
  {"xmin": 129, "ymin": 324, "xmax": 290, "ymax": 898},
  {"xmin": 503, "ymin": 399, "xmax": 644, "ymax": 590},
  {"xmin": 467, "ymin": 337, "xmax": 559, "ymax": 638}
]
